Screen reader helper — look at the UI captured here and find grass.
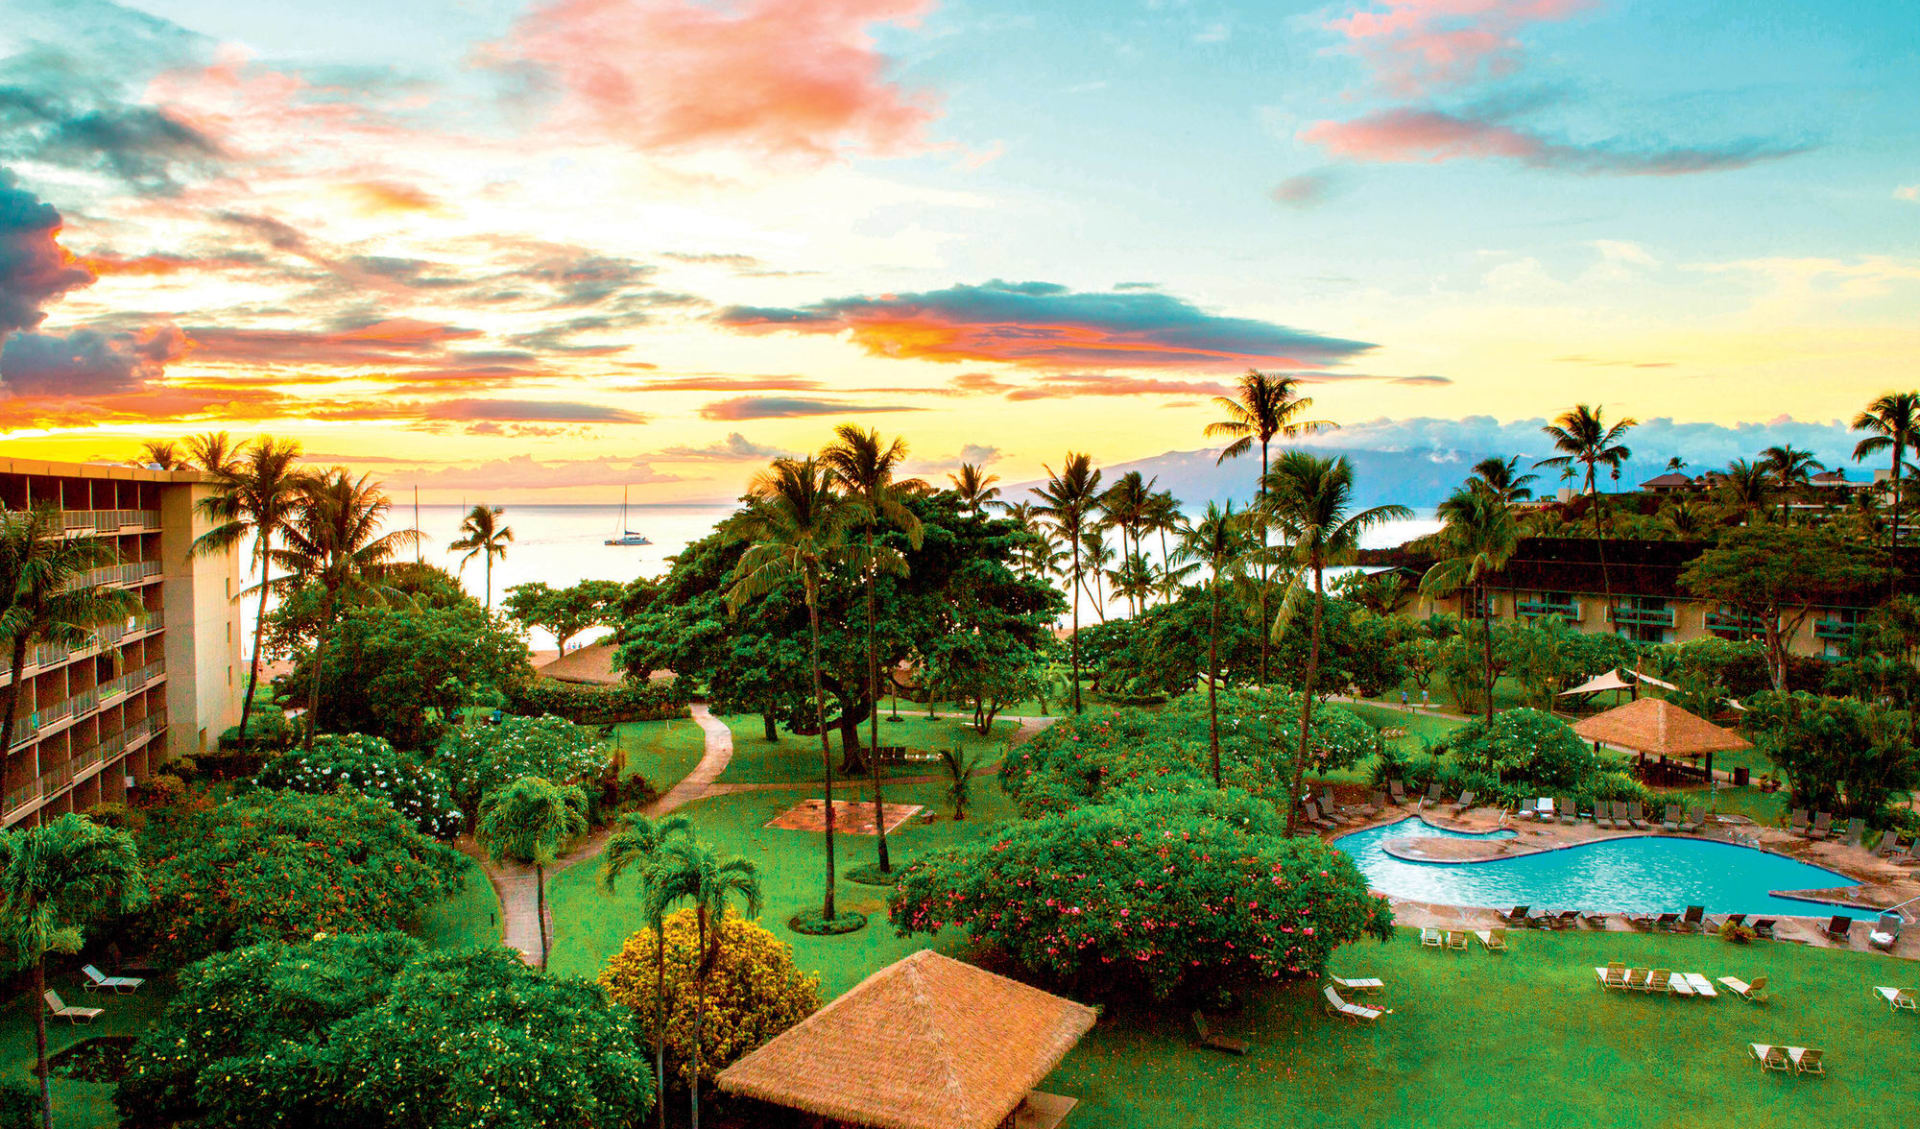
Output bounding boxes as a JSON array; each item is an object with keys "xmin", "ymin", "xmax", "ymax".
[
  {"xmin": 1049, "ymin": 927, "xmax": 1920, "ymax": 1126},
  {"xmin": 414, "ymin": 853, "xmax": 503, "ymax": 951},
  {"xmin": 611, "ymin": 716, "xmax": 709, "ymax": 789},
  {"xmin": 0, "ymin": 979, "xmax": 172, "ymax": 1128},
  {"xmin": 545, "ymin": 776, "xmax": 1020, "ymax": 995},
  {"xmin": 714, "ymin": 713, "xmax": 1023, "ymax": 786}
]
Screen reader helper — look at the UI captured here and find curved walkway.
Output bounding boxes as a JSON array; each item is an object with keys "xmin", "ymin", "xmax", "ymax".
[{"xmin": 478, "ymin": 703, "xmax": 735, "ymax": 964}]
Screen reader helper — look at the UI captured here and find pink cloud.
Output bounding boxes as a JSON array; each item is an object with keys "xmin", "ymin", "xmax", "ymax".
[
  {"xmin": 1301, "ymin": 108, "xmax": 1805, "ymax": 175},
  {"xmin": 493, "ymin": 0, "xmax": 939, "ymax": 160},
  {"xmin": 1330, "ymin": 0, "xmax": 1596, "ymax": 95}
]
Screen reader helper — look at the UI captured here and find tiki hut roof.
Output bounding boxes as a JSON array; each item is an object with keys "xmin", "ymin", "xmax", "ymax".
[
  {"xmin": 1572, "ymin": 696, "xmax": 1751, "ymax": 758},
  {"xmin": 715, "ymin": 949, "xmax": 1097, "ymax": 1129},
  {"xmin": 534, "ymin": 643, "xmax": 676, "ymax": 686}
]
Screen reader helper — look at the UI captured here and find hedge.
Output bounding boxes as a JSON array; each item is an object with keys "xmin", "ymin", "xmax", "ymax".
[{"xmin": 505, "ymin": 678, "xmax": 689, "ymax": 725}]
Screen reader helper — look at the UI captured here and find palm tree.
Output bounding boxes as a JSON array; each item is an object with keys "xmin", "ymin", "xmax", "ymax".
[
  {"xmin": 1033, "ymin": 455, "xmax": 1101, "ymax": 712},
  {"xmin": 1418, "ymin": 487, "xmax": 1519, "ymax": 724},
  {"xmin": 1108, "ymin": 552, "xmax": 1156, "ymax": 616},
  {"xmin": 820, "ymin": 426, "xmax": 922, "ymax": 876},
  {"xmin": 191, "ymin": 436, "xmax": 305, "ymax": 749},
  {"xmin": 1853, "ymin": 392, "xmax": 1920, "ymax": 592},
  {"xmin": 1097, "ymin": 472, "xmax": 1156, "ymax": 614},
  {"xmin": 1536, "ymin": 404, "xmax": 1635, "ymax": 604},
  {"xmin": 1258, "ymin": 454, "xmax": 1410, "ymax": 836},
  {"xmin": 947, "ymin": 463, "xmax": 1000, "ymax": 517},
  {"xmin": 642, "ymin": 841, "xmax": 761, "ymax": 1129},
  {"xmin": 477, "ymin": 775, "xmax": 589, "ymax": 969},
  {"xmin": 0, "ymin": 507, "xmax": 139, "ymax": 755},
  {"xmin": 1469, "ymin": 456, "xmax": 1537, "ymax": 504},
  {"xmin": 601, "ymin": 812, "xmax": 695, "ymax": 1129},
  {"xmin": 1172, "ymin": 502, "xmax": 1252, "ymax": 786},
  {"xmin": 1761, "ymin": 444, "xmax": 1824, "ymax": 522},
  {"xmin": 274, "ymin": 470, "xmax": 420, "ymax": 747},
  {"xmin": 1145, "ymin": 490, "xmax": 1184, "ymax": 604},
  {"xmin": 0, "ymin": 814, "xmax": 144, "ymax": 1129},
  {"xmin": 131, "ymin": 440, "xmax": 182, "ymax": 470},
  {"xmin": 1665, "ymin": 456, "xmax": 1688, "ymax": 473},
  {"xmin": 728, "ymin": 457, "xmax": 857, "ymax": 919},
  {"xmin": 1206, "ymin": 370, "xmax": 1335, "ymax": 684},
  {"xmin": 182, "ymin": 431, "xmax": 243, "ymax": 476},
  {"xmin": 449, "ymin": 504, "xmax": 513, "ymax": 610},
  {"xmin": 1077, "ymin": 529, "xmax": 1113, "ymax": 622},
  {"xmin": 1715, "ymin": 458, "xmax": 1771, "ymax": 525}
]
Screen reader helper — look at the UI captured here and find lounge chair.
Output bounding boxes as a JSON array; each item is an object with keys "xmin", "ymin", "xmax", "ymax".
[
  {"xmin": 1684, "ymin": 973, "xmax": 1717, "ymax": 998},
  {"xmin": 1843, "ymin": 817, "xmax": 1865, "ymax": 846},
  {"xmin": 1676, "ymin": 906, "xmax": 1705, "ymax": 934},
  {"xmin": 1388, "ymin": 780, "xmax": 1407, "ymax": 805},
  {"xmin": 1626, "ymin": 911, "xmax": 1660, "ymax": 931},
  {"xmin": 1707, "ymin": 912, "xmax": 1747, "ymax": 933},
  {"xmin": 81, "ymin": 964, "xmax": 143, "ymax": 994},
  {"xmin": 1823, "ymin": 915, "xmax": 1852, "ymax": 943},
  {"xmin": 1594, "ymin": 962, "xmax": 1628, "ymax": 989},
  {"xmin": 1789, "ymin": 808, "xmax": 1810, "ymax": 836},
  {"xmin": 1593, "ymin": 803, "xmax": 1615, "ymax": 830},
  {"xmin": 1869, "ymin": 913, "xmax": 1902, "ymax": 951},
  {"xmin": 1662, "ymin": 804, "xmax": 1683, "ymax": 832},
  {"xmin": 1682, "ymin": 807, "xmax": 1705, "ymax": 834},
  {"xmin": 1330, "ymin": 974, "xmax": 1385, "ymax": 994},
  {"xmin": 1750, "ymin": 918, "xmax": 1778, "ymax": 940},
  {"xmin": 1749, "ymin": 1043, "xmax": 1790, "ymax": 1072},
  {"xmin": 1623, "ymin": 967, "xmax": 1651, "ymax": 991},
  {"xmin": 1318, "ymin": 790, "xmax": 1345, "ymax": 820},
  {"xmin": 1445, "ymin": 929, "xmax": 1469, "ymax": 951},
  {"xmin": 1551, "ymin": 910, "xmax": 1580, "ymax": 930},
  {"xmin": 1717, "ymin": 975, "xmax": 1768, "ymax": 1002},
  {"xmin": 1557, "ymin": 797, "xmax": 1578, "ymax": 826},
  {"xmin": 1527, "ymin": 908, "xmax": 1558, "ymax": 928},
  {"xmin": 1645, "ymin": 969, "xmax": 1673, "ymax": 994},
  {"xmin": 1668, "ymin": 973, "xmax": 1695, "ymax": 998},
  {"xmin": 43, "ymin": 991, "xmax": 100, "ymax": 1025},
  {"xmin": 1301, "ymin": 800, "xmax": 1337, "ymax": 831},
  {"xmin": 1451, "ymin": 790, "xmax": 1476, "ymax": 815},
  {"xmin": 1873, "ymin": 986, "xmax": 1916, "ymax": 1011},
  {"xmin": 1420, "ymin": 927, "xmax": 1443, "ymax": 948},
  {"xmin": 1191, "ymin": 1010, "xmax": 1250, "ymax": 1054},
  {"xmin": 1809, "ymin": 812, "xmax": 1832, "ymax": 840},
  {"xmin": 1875, "ymin": 832, "xmax": 1907, "ymax": 858},
  {"xmin": 1499, "ymin": 906, "xmax": 1532, "ymax": 927},
  {"xmin": 1323, "ymin": 986, "xmax": 1387, "ymax": 1023},
  {"xmin": 1474, "ymin": 928, "xmax": 1509, "ymax": 952},
  {"xmin": 1651, "ymin": 912, "xmax": 1680, "ymax": 932},
  {"xmin": 1788, "ymin": 1047, "xmax": 1824, "ymax": 1076},
  {"xmin": 1423, "ymin": 782, "xmax": 1444, "ymax": 806},
  {"xmin": 1626, "ymin": 802, "xmax": 1649, "ymax": 830},
  {"xmin": 1581, "ymin": 909, "xmax": 1612, "ymax": 929}
]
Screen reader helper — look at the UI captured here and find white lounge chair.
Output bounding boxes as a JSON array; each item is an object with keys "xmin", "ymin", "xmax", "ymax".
[
  {"xmin": 1873, "ymin": 986, "xmax": 1916, "ymax": 1011},
  {"xmin": 1420, "ymin": 927, "xmax": 1443, "ymax": 948},
  {"xmin": 1788, "ymin": 1047, "xmax": 1824, "ymax": 1076},
  {"xmin": 1749, "ymin": 1043, "xmax": 1789, "ymax": 1072},
  {"xmin": 1684, "ymin": 973, "xmax": 1717, "ymax": 998},
  {"xmin": 1474, "ymin": 928, "xmax": 1509, "ymax": 952},
  {"xmin": 1323, "ymin": 986, "xmax": 1388, "ymax": 1023},
  {"xmin": 1717, "ymin": 975, "xmax": 1768, "ymax": 1002},
  {"xmin": 82, "ymin": 964, "xmax": 143, "ymax": 994},
  {"xmin": 1329, "ymin": 974, "xmax": 1384, "ymax": 994},
  {"xmin": 1594, "ymin": 963, "xmax": 1628, "ymax": 990},
  {"xmin": 43, "ymin": 990, "xmax": 100, "ymax": 1025}
]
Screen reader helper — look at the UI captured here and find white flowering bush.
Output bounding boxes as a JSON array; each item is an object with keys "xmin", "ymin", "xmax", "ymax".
[
  {"xmin": 433, "ymin": 715, "xmax": 611, "ymax": 820},
  {"xmin": 255, "ymin": 733, "xmax": 465, "ymax": 839}
]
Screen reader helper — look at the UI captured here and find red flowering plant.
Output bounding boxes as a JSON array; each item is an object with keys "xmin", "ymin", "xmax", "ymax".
[
  {"xmin": 889, "ymin": 790, "xmax": 1392, "ymax": 1000},
  {"xmin": 998, "ymin": 687, "xmax": 1376, "ymax": 817}
]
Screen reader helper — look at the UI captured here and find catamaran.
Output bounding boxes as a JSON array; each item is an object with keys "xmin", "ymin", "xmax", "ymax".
[{"xmin": 605, "ymin": 486, "xmax": 651, "ymax": 546}]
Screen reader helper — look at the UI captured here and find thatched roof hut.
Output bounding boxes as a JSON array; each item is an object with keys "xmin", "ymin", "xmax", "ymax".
[
  {"xmin": 1572, "ymin": 696, "xmax": 1751, "ymax": 759},
  {"xmin": 715, "ymin": 949, "xmax": 1097, "ymax": 1129}
]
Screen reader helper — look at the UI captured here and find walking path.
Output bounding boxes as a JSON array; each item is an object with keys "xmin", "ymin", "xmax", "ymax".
[{"xmin": 474, "ymin": 703, "xmax": 736, "ymax": 964}]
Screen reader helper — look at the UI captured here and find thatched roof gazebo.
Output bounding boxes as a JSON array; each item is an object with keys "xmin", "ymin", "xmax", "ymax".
[
  {"xmin": 716, "ymin": 950, "xmax": 1097, "ymax": 1129},
  {"xmin": 1572, "ymin": 696, "xmax": 1751, "ymax": 781}
]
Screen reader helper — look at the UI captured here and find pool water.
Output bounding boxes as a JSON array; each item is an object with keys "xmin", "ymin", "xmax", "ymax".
[{"xmin": 1333, "ymin": 817, "xmax": 1879, "ymax": 919}]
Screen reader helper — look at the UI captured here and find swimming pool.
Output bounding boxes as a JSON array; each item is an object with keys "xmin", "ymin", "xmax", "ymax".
[{"xmin": 1333, "ymin": 817, "xmax": 1880, "ymax": 919}]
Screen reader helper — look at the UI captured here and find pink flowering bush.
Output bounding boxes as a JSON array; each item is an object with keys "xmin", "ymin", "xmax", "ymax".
[{"xmin": 889, "ymin": 791, "xmax": 1392, "ymax": 1000}]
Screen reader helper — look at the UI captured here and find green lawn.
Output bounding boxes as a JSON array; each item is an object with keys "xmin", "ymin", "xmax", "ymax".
[
  {"xmin": 546, "ymin": 776, "xmax": 1021, "ymax": 994},
  {"xmin": 612, "ymin": 716, "xmax": 709, "ymax": 790},
  {"xmin": 0, "ymin": 978, "xmax": 172, "ymax": 1129},
  {"xmin": 1051, "ymin": 927, "xmax": 1919, "ymax": 1127},
  {"xmin": 414, "ymin": 853, "xmax": 503, "ymax": 951},
  {"xmin": 715, "ymin": 713, "xmax": 1024, "ymax": 786}
]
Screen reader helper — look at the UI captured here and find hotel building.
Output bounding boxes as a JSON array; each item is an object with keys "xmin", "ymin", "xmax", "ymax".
[{"xmin": 1, "ymin": 457, "xmax": 244, "ymax": 826}]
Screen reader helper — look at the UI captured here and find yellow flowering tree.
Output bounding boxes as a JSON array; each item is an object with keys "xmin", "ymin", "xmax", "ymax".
[{"xmin": 599, "ymin": 909, "xmax": 820, "ymax": 1092}]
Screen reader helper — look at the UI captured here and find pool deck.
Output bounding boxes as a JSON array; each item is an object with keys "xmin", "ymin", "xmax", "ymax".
[{"xmin": 1324, "ymin": 794, "xmax": 1920, "ymax": 962}]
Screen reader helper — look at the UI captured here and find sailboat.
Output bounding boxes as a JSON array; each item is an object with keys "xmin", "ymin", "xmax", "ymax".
[{"xmin": 605, "ymin": 486, "xmax": 651, "ymax": 546}]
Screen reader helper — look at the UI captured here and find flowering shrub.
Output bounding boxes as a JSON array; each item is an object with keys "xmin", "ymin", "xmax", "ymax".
[
  {"xmin": 255, "ymin": 733, "xmax": 464, "ymax": 839},
  {"xmin": 117, "ymin": 934, "xmax": 652, "ymax": 1129},
  {"xmin": 599, "ymin": 908, "xmax": 820, "ymax": 1089},
  {"xmin": 1449, "ymin": 708, "xmax": 1604, "ymax": 790},
  {"xmin": 139, "ymin": 790, "xmax": 466, "ymax": 964},
  {"xmin": 998, "ymin": 687, "xmax": 1377, "ymax": 817},
  {"xmin": 890, "ymin": 791, "xmax": 1392, "ymax": 1000},
  {"xmin": 505, "ymin": 678, "xmax": 688, "ymax": 725},
  {"xmin": 434, "ymin": 715, "xmax": 612, "ymax": 819}
]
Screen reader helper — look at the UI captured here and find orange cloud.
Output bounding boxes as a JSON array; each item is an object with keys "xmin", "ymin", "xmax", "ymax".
[
  {"xmin": 339, "ymin": 180, "xmax": 442, "ymax": 215},
  {"xmin": 493, "ymin": 0, "xmax": 939, "ymax": 159}
]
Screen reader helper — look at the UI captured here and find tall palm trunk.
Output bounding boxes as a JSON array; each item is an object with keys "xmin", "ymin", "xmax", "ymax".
[
  {"xmin": 1067, "ymin": 537, "xmax": 1082, "ymax": 714},
  {"xmin": 1158, "ymin": 525, "xmax": 1172, "ymax": 605},
  {"xmin": 484, "ymin": 552, "xmax": 492, "ymax": 611},
  {"xmin": 863, "ymin": 526, "xmax": 891, "ymax": 873},
  {"xmin": 0, "ymin": 633, "xmax": 30, "ymax": 756},
  {"xmin": 1285, "ymin": 565, "xmax": 1326, "ymax": 837},
  {"xmin": 805, "ymin": 593, "xmax": 838, "ymax": 918},
  {"xmin": 236, "ymin": 549, "xmax": 273, "ymax": 745},
  {"xmin": 32, "ymin": 952, "xmax": 51, "ymax": 1129},
  {"xmin": 533, "ymin": 863, "xmax": 549, "ymax": 968},
  {"xmin": 654, "ymin": 924, "xmax": 667, "ymax": 1129},
  {"xmin": 1257, "ymin": 439, "xmax": 1270, "ymax": 685},
  {"xmin": 1892, "ymin": 444, "xmax": 1905, "ymax": 599},
  {"xmin": 1206, "ymin": 578, "xmax": 1221, "ymax": 787},
  {"xmin": 691, "ymin": 908, "xmax": 707, "ymax": 1129},
  {"xmin": 304, "ymin": 588, "xmax": 337, "ymax": 750}
]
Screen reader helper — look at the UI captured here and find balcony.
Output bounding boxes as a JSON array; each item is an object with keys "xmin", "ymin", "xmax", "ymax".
[
  {"xmin": 1609, "ymin": 605, "xmax": 1676, "ymax": 629},
  {"xmin": 1516, "ymin": 599, "xmax": 1581, "ymax": 619},
  {"xmin": 5, "ymin": 668, "xmax": 166, "ymax": 749},
  {"xmin": 0, "ymin": 612, "xmax": 165, "ymax": 684},
  {"xmin": 58, "ymin": 509, "xmax": 162, "ymax": 536},
  {"xmin": 1, "ymin": 711, "xmax": 165, "ymax": 824},
  {"xmin": 1814, "ymin": 619, "xmax": 1860, "ymax": 642},
  {"xmin": 1705, "ymin": 612, "xmax": 1765, "ymax": 637}
]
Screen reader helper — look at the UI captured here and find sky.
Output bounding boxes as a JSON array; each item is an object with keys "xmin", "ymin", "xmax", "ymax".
[{"xmin": 1, "ymin": 0, "xmax": 1916, "ymax": 504}]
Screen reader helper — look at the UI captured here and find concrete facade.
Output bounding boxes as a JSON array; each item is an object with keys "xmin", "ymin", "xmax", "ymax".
[{"xmin": 1, "ymin": 457, "xmax": 243, "ymax": 825}]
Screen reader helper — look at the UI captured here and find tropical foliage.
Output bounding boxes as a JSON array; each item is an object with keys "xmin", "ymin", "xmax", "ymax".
[
  {"xmin": 254, "ymin": 732, "xmax": 464, "ymax": 838},
  {"xmin": 435, "ymin": 714, "xmax": 612, "ymax": 820}
]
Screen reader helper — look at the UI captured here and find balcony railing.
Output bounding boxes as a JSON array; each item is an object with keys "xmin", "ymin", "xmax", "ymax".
[
  {"xmin": 1609, "ymin": 605, "xmax": 1676, "ymax": 629},
  {"xmin": 1814, "ymin": 619, "xmax": 1861, "ymax": 642},
  {"xmin": 58, "ymin": 509, "xmax": 161, "ymax": 535},
  {"xmin": 1, "ymin": 711, "xmax": 165, "ymax": 823},
  {"xmin": 1516, "ymin": 599, "xmax": 1581, "ymax": 619},
  {"xmin": 0, "ymin": 611, "xmax": 165, "ymax": 683},
  {"xmin": 1705, "ymin": 612, "xmax": 1765, "ymax": 636},
  {"xmin": 5, "ymin": 668, "xmax": 166, "ymax": 749}
]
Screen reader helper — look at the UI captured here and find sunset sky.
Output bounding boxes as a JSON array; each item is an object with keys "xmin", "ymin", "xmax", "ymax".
[{"xmin": 2, "ymin": 0, "xmax": 1916, "ymax": 503}]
